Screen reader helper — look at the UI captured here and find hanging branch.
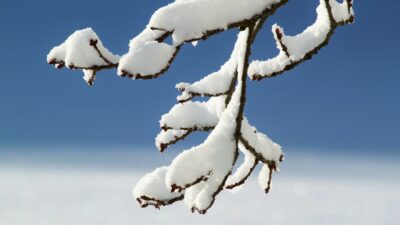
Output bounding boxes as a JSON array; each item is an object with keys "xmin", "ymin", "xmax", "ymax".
[
  {"xmin": 225, "ymin": 143, "xmax": 258, "ymax": 190},
  {"xmin": 47, "ymin": 0, "xmax": 355, "ymax": 214}
]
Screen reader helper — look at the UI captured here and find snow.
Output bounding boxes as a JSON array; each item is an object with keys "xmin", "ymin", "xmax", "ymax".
[
  {"xmin": 149, "ymin": 0, "xmax": 283, "ymax": 43},
  {"xmin": 184, "ymin": 182, "xmax": 206, "ymax": 209},
  {"xmin": 44, "ymin": 0, "xmax": 356, "ymax": 215},
  {"xmin": 248, "ymin": 0, "xmax": 354, "ymax": 79},
  {"xmin": 118, "ymin": 41, "xmax": 174, "ymax": 77},
  {"xmin": 47, "ymin": 28, "xmax": 119, "ymax": 69},
  {"xmin": 258, "ymin": 165, "xmax": 272, "ymax": 191},
  {"xmin": 176, "ymin": 26, "xmax": 249, "ymax": 102},
  {"xmin": 330, "ymin": 0, "xmax": 355, "ymax": 23},
  {"xmin": 1, "ymin": 147, "xmax": 399, "ymax": 225},
  {"xmin": 47, "ymin": 0, "xmax": 354, "ymax": 83},
  {"xmin": 176, "ymin": 91, "xmax": 193, "ymax": 103},
  {"xmin": 160, "ymin": 29, "xmax": 251, "ymax": 212},
  {"xmin": 225, "ymin": 144, "xmax": 257, "ymax": 189},
  {"xmin": 151, "ymin": 27, "xmax": 286, "ymax": 212},
  {"xmin": 282, "ymin": 1, "xmax": 331, "ymax": 61},
  {"xmin": 160, "ymin": 96, "xmax": 226, "ymax": 130},
  {"xmin": 248, "ymin": 49, "xmax": 290, "ymax": 79},
  {"xmin": 155, "ymin": 129, "xmax": 189, "ymax": 151},
  {"xmin": 176, "ymin": 68, "xmax": 234, "ymax": 102},
  {"xmin": 133, "ymin": 166, "xmax": 182, "ymax": 206},
  {"xmin": 118, "ymin": 30, "xmax": 176, "ymax": 78},
  {"xmin": 241, "ymin": 117, "xmax": 283, "ymax": 165},
  {"xmin": 191, "ymin": 41, "xmax": 199, "ymax": 47},
  {"xmin": 82, "ymin": 69, "xmax": 96, "ymax": 86}
]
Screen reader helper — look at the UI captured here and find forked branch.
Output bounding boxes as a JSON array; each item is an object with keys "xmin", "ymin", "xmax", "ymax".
[
  {"xmin": 249, "ymin": 0, "xmax": 354, "ymax": 80},
  {"xmin": 47, "ymin": 0, "xmax": 354, "ymax": 214}
]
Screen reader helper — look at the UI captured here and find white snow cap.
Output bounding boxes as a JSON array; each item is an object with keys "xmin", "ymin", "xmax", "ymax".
[
  {"xmin": 118, "ymin": 29, "xmax": 177, "ymax": 78},
  {"xmin": 258, "ymin": 165, "xmax": 272, "ymax": 192},
  {"xmin": 133, "ymin": 166, "xmax": 183, "ymax": 207},
  {"xmin": 82, "ymin": 69, "xmax": 96, "ymax": 86},
  {"xmin": 225, "ymin": 143, "xmax": 257, "ymax": 190},
  {"xmin": 47, "ymin": 28, "xmax": 119, "ymax": 69},
  {"xmin": 155, "ymin": 129, "xmax": 189, "ymax": 152},
  {"xmin": 160, "ymin": 96, "xmax": 226, "ymax": 130},
  {"xmin": 149, "ymin": 0, "xmax": 283, "ymax": 43},
  {"xmin": 117, "ymin": 0, "xmax": 285, "ymax": 78},
  {"xmin": 175, "ymin": 27, "xmax": 248, "ymax": 102},
  {"xmin": 241, "ymin": 117, "xmax": 283, "ymax": 166}
]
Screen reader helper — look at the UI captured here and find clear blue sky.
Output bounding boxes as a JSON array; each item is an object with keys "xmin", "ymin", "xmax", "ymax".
[{"xmin": 0, "ymin": 0, "xmax": 399, "ymax": 153}]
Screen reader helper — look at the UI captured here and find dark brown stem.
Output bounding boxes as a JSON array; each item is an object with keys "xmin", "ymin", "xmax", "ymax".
[
  {"xmin": 158, "ymin": 130, "xmax": 192, "ymax": 152},
  {"xmin": 265, "ymin": 164, "xmax": 275, "ymax": 193},
  {"xmin": 192, "ymin": 22, "xmax": 263, "ymax": 214},
  {"xmin": 161, "ymin": 125, "xmax": 214, "ymax": 132},
  {"xmin": 89, "ymin": 39, "xmax": 117, "ymax": 66},
  {"xmin": 239, "ymin": 136, "xmax": 279, "ymax": 167},
  {"xmin": 274, "ymin": 28, "xmax": 291, "ymax": 58},
  {"xmin": 225, "ymin": 159, "xmax": 258, "ymax": 190},
  {"xmin": 137, "ymin": 194, "xmax": 184, "ymax": 209}
]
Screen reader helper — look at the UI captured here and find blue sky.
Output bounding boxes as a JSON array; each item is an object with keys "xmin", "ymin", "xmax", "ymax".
[{"xmin": 0, "ymin": 0, "xmax": 399, "ymax": 153}]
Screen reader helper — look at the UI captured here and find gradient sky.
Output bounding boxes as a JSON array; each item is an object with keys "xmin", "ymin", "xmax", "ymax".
[{"xmin": 0, "ymin": 0, "xmax": 399, "ymax": 153}]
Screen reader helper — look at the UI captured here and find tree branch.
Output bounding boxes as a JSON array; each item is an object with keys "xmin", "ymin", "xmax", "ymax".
[{"xmin": 249, "ymin": 0, "xmax": 354, "ymax": 80}]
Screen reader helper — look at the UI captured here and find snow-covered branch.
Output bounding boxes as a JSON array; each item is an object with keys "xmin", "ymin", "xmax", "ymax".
[
  {"xmin": 47, "ymin": 28, "xmax": 120, "ymax": 86},
  {"xmin": 249, "ymin": 0, "xmax": 354, "ymax": 80},
  {"xmin": 117, "ymin": 28, "xmax": 180, "ymax": 79},
  {"xmin": 160, "ymin": 96, "xmax": 226, "ymax": 131},
  {"xmin": 134, "ymin": 167, "xmax": 184, "ymax": 208},
  {"xmin": 47, "ymin": 0, "xmax": 288, "ymax": 85},
  {"xmin": 47, "ymin": 0, "xmax": 355, "ymax": 215},
  {"xmin": 225, "ymin": 143, "xmax": 258, "ymax": 190},
  {"xmin": 149, "ymin": 0, "xmax": 288, "ymax": 44},
  {"xmin": 155, "ymin": 129, "xmax": 191, "ymax": 152}
]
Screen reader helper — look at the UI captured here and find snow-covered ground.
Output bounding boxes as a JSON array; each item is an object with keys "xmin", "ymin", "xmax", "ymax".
[{"xmin": 1, "ymin": 147, "xmax": 399, "ymax": 225}]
